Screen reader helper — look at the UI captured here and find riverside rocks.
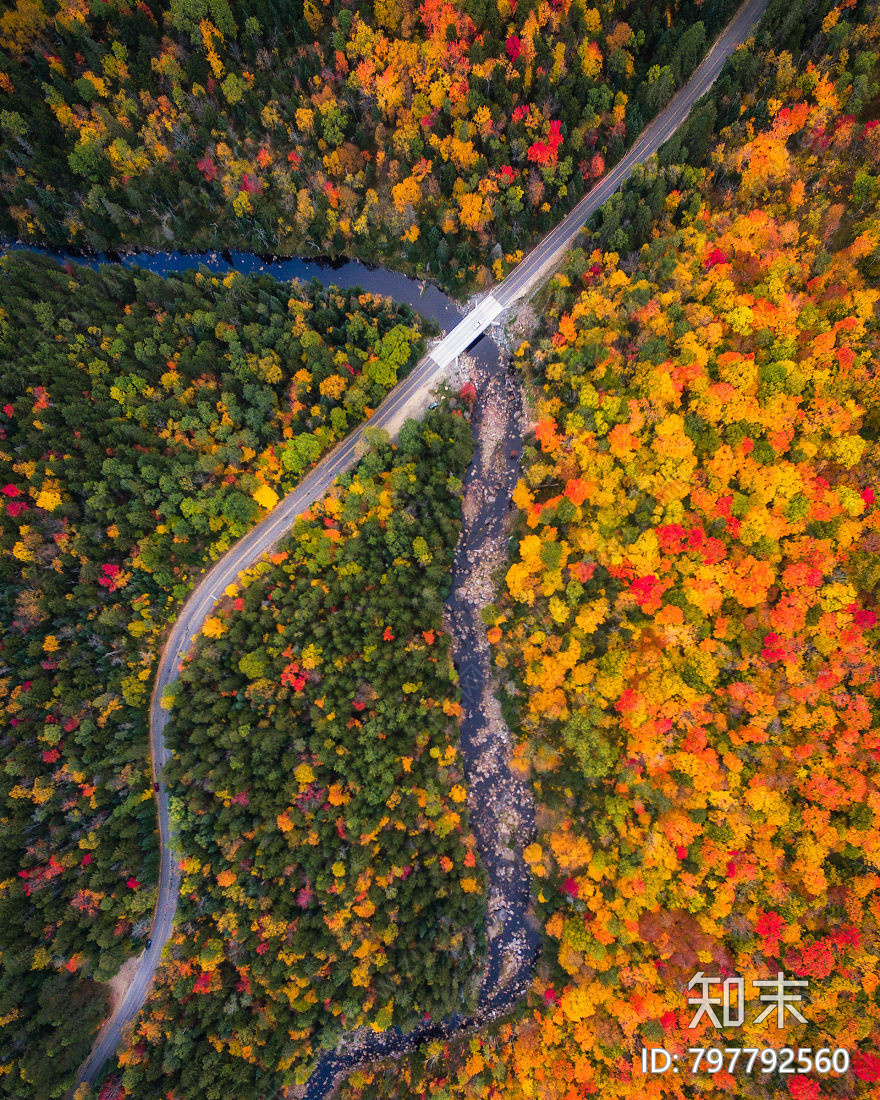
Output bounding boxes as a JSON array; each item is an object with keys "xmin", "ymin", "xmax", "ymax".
[{"xmin": 295, "ymin": 332, "xmax": 539, "ymax": 1100}]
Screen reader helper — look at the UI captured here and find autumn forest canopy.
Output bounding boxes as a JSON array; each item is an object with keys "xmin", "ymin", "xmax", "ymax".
[
  {"xmin": 115, "ymin": 411, "xmax": 485, "ymax": 1096},
  {"xmin": 4, "ymin": 0, "xmax": 880, "ymax": 1096},
  {"xmin": 0, "ymin": 255, "xmax": 427, "ymax": 1096},
  {"xmin": 339, "ymin": 0, "xmax": 880, "ymax": 1097},
  {"xmin": 1, "ymin": 0, "xmax": 739, "ymax": 291}
]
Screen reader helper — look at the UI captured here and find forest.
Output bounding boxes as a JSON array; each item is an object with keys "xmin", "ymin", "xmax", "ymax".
[
  {"xmin": 334, "ymin": 0, "xmax": 880, "ymax": 1097},
  {"xmin": 0, "ymin": 252, "xmax": 425, "ymax": 1098},
  {"xmin": 0, "ymin": 0, "xmax": 737, "ymax": 292},
  {"xmin": 6, "ymin": 0, "xmax": 880, "ymax": 1093},
  {"xmin": 100, "ymin": 409, "xmax": 485, "ymax": 1097},
  {"xmin": 587, "ymin": 0, "xmax": 880, "ymax": 256}
]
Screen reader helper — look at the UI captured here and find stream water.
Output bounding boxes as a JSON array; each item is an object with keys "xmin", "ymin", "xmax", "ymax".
[{"xmin": 1, "ymin": 244, "xmax": 538, "ymax": 1098}]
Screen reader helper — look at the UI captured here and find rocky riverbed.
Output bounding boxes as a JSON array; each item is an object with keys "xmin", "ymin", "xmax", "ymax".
[{"xmin": 293, "ymin": 335, "xmax": 539, "ymax": 1100}]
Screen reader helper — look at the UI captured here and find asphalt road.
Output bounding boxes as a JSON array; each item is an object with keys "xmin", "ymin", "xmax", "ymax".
[{"xmin": 72, "ymin": 0, "xmax": 768, "ymax": 1087}]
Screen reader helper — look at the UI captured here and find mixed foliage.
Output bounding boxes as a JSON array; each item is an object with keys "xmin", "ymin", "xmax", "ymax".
[
  {"xmin": 337, "ymin": 3, "xmax": 880, "ymax": 1098},
  {"xmin": 107, "ymin": 411, "xmax": 485, "ymax": 1097},
  {"xmin": 0, "ymin": 252, "xmax": 424, "ymax": 1098},
  {"xmin": 1, "ymin": 0, "xmax": 737, "ymax": 291},
  {"xmin": 8, "ymin": 0, "xmax": 880, "ymax": 1094},
  {"xmin": 588, "ymin": 0, "xmax": 871, "ymax": 257}
]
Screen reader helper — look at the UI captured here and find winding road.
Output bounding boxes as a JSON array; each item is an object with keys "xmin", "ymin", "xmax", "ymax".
[{"xmin": 71, "ymin": 0, "xmax": 769, "ymax": 1089}]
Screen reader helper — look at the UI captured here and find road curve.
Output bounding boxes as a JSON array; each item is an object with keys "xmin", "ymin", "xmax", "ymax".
[{"xmin": 72, "ymin": 0, "xmax": 768, "ymax": 1087}]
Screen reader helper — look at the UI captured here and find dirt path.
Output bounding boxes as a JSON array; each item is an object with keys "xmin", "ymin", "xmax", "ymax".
[{"xmin": 106, "ymin": 956, "xmax": 141, "ymax": 1015}]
